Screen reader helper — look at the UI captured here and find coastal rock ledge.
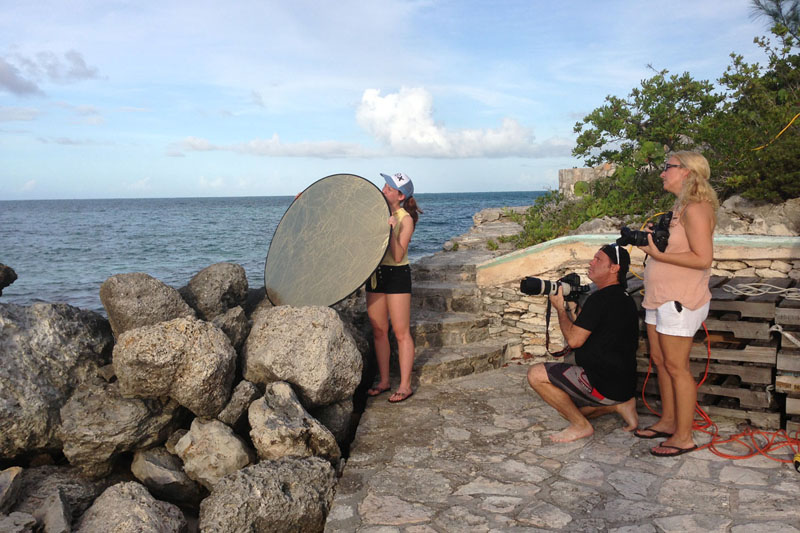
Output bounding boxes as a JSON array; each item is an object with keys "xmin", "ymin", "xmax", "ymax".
[{"xmin": 0, "ymin": 262, "xmax": 366, "ymax": 532}]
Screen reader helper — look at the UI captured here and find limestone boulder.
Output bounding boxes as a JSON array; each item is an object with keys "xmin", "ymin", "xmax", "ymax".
[
  {"xmin": 211, "ymin": 305, "xmax": 250, "ymax": 351},
  {"xmin": 74, "ymin": 481, "xmax": 186, "ymax": 533},
  {"xmin": 173, "ymin": 418, "xmax": 254, "ymax": 491},
  {"xmin": 0, "ymin": 467, "xmax": 23, "ymax": 514},
  {"xmin": 570, "ymin": 216, "xmax": 623, "ymax": 235},
  {"xmin": 58, "ymin": 379, "xmax": 184, "ymax": 478},
  {"xmin": 32, "ymin": 490, "xmax": 71, "ymax": 533},
  {"xmin": 0, "ymin": 512, "xmax": 36, "ymax": 532},
  {"xmin": 243, "ymin": 306, "xmax": 362, "ymax": 407},
  {"xmin": 244, "ymin": 286, "xmax": 268, "ymax": 317},
  {"xmin": 113, "ymin": 317, "xmax": 236, "ymax": 417},
  {"xmin": 216, "ymin": 380, "xmax": 261, "ymax": 428},
  {"xmin": 718, "ymin": 195, "xmax": 800, "ymax": 235},
  {"xmin": 248, "ymin": 382, "xmax": 340, "ymax": 463},
  {"xmin": 0, "ymin": 264, "xmax": 17, "ymax": 296},
  {"xmin": 199, "ymin": 457, "xmax": 336, "ymax": 533},
  {"xmin": 99, "ymin": 273, "xmax": 195, "ymax": 338},
  {"xmin": 131, "ymin": 447, "xmax": 203, "ymax": 506},
  {"xmin": 10, "ymin": 465, "xmax": 105, "ymax": 526},
  {"xmin": 0, "ymin": 303, "xmax": 113, "ymax": 459},
  {"xmin": 308, "ymin": 397, "xmax": 355, "ymax": 448},
  {"xmin": 179, "ymin": 262, "xmax": 248, "ymax": 320}
]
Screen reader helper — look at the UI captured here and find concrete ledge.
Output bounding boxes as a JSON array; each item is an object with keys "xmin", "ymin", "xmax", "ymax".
[{"xmin": 476, "ymin": 234, "xmax": 800, "ymax": 288}]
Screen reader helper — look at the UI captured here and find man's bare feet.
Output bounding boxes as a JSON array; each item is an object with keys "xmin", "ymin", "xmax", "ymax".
[
  {"xmin": 615, "ymin": 398, "xmax": 638, "ymax": 432},
  {"xmin": 549, "ymin": 424, "xmax": 594, "ymax": 443}
]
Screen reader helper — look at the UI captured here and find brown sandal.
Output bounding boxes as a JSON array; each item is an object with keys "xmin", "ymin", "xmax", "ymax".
[
  {"xmin": 367, "ymin": 385, "xmax": 391, "ymax": 397},
  {"xmin": 388, "ymin": 390, "xmax": 414, "ymax": 403}
]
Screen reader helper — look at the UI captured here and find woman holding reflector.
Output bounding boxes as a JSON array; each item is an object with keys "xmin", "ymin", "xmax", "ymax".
[{"xmin": 365, "ymin": 172, "xmax": 422, "ymax": 403}]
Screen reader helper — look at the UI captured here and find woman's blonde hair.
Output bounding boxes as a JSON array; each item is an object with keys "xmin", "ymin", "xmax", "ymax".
[{"xmin": 672, "ymin": 151, "xmax": 719, "ymax": 219}]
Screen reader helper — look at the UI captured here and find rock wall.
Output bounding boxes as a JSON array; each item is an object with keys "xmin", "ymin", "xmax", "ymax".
[
  {"xmin": 557, "ymin": 163, "xmax": 616, "ymax": 200},
  {"xmin": 480, "ymin": 257, "xmax": 800, "ymax": 358},
  {"xmin": 0, "ymin": 263, "xmax": 366, "ymax": 532}
]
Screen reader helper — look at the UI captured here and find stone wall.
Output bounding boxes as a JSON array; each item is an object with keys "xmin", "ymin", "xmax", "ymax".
[
  {"xmin": 479, "ymin": 249, "xmax": 800, "ymax": 359},
  {"xmin": 557, "ymin": 163, "xmax": 616, "ymax": 200}
]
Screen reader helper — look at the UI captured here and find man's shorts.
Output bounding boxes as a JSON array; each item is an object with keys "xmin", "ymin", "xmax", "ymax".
[
  {"xmin": 365, "ymin": 264, "xmax": 412, "ymax": 294},
  {"xmin": 645, "ymin": 300, "xmax": 709, "ymax": 337},
  {"xmin": 545, "ymin": 362, "xmax": 621, "ymax": 408}
]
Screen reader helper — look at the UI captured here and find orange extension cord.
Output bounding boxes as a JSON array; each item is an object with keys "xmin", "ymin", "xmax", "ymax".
[{"xmin": 640, "ymin": 323, "xmax": 800, "ymax": 467}]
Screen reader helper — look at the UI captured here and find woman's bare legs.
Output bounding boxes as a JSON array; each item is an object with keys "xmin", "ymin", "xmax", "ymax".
[
  {"xmin": 366, "ymin": 292, "xmax": 391, "ymax": 392},
  {"xmin": 387, "ymin": 292, "xmax": 414, "ymax": 399},
  {"xmin": 655, "ymin": 333, "xmax": 697, "ymax": 450},
  {"xmin": 639, "ymin": 323, "xmax": 677, "ymax": 436}
]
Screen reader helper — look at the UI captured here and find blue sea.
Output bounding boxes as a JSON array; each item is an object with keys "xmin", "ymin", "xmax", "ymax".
[{"xmin": 0, "ymin": 192, "xmax": 543, "ymax": 313}]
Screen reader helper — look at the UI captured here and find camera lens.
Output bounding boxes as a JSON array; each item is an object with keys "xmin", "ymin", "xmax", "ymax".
[{"xmin": 520, "ymin": 277, "xmax": 554, "ymax": 296}]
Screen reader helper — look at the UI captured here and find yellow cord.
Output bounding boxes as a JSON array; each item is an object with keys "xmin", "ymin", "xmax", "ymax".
[{"xmin": 752, "ymin": 112, "xmax": 800, "ymax": 151}]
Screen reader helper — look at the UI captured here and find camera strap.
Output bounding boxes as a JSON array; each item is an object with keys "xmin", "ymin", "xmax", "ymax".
[{"xmin": 544, "ymin": 298, "xmax": 572, "ymax": 358}]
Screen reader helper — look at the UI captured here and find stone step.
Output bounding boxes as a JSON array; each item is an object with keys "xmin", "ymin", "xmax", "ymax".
[
  {"xmin": 412, "ymin": 250, "xmax": 498, "ymax": 283},
  {"xmin": 411, "ymin": 281, "xmax": 481, "ymax": 313},
  {"xmin": 412, "ymin": 335, "xmax": 522, "ymax": 385},
  {"xmin": 410, "ymin": 309, "xmax": 490, "ymax": 348}
]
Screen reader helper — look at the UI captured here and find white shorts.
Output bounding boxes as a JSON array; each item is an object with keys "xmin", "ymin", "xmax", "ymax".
[{"xmin": 645, "ymin": 300, "xmax": 709, "ymax": 337}]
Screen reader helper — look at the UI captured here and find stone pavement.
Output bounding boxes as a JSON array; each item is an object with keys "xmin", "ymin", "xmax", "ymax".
[{"xmin": 325, "ymin": 363, "xmax": 800, "ymax": 532}]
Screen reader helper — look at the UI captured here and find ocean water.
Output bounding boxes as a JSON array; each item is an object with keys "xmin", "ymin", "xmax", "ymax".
[{"xmin": 0, "ymin": 191, "xmax": 544, "ymax": 313}]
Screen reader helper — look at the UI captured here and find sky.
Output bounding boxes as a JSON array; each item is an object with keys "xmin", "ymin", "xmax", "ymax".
[{"xmin": 0, "ymin": 0, "xmax": 772, "ymax": 200}]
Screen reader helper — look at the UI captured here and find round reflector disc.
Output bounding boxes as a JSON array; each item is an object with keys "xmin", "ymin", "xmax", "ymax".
[{"xmin": 264, "ymin": 174, "xmax": 390, "ymax": 306}]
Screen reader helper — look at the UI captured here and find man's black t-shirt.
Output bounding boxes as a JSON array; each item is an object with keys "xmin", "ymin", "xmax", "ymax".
[{"xmin": 573, "ymin": 284, "xmax": 639, "ymax": 401}]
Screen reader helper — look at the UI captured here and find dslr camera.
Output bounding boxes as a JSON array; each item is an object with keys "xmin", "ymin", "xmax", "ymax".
[
  {"xmin": 616, "ymin": 211, "xmax": 672, "ymax": 253},
  {"xmin": 520, "ymin": 272, "xmax": 590, "ymax": 303}
]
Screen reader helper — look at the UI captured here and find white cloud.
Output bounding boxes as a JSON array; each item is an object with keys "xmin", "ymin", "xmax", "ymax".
[
  {"xmin": 198, "ymin": 176, "xmax": 224, "ymax": 189},
  {"xmin": 55, "ymin": 102, "xmax": 105, "ymax": 125},
  {"xmin": 356, "ymin": 87, "xmax": 571, "ymax": 158},
  {"xmin": 127, "ymin": 177, "xmax": 151, "ymax": 191},
  {"xmin": 21, "ymin": 179, "xmax": 37, "ymax": 191},
  {"xmin": 0, "ymin": 106, "xmax": 39, "ymax": 121},
  {"xmin": 169, "ymin": 135, "xmax": 371, "ymax": 159},
  {"xmin": 169, "ymin": 87, "xmax": 571, "ymax": 160}
]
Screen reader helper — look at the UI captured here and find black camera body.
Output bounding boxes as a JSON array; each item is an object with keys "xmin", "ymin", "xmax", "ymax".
[
  {"xmin": 520, "ymin": 272, "xmax": 590, "ymax": 303},
  {"xmin": 616, "ymin": 211, "xmax": 673, "ymax": 253}
]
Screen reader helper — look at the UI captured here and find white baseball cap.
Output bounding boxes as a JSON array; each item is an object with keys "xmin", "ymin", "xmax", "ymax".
[{"xmin": 380, "ymin": 172, "xmax": 414, "ymax": 198}]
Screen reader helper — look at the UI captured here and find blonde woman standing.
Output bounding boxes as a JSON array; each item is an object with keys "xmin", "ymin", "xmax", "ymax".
[{"xmin": 634, "ymin": 151, "xmax": 718, "ymax": 457}]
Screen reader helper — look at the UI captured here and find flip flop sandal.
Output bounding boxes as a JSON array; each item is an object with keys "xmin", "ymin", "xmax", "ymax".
[
  {"xmin": 634, "ymin": 426, "xmax": 673, "ymax": 439},
  {"xmin": 367, "ymin": 385, "xmax": 391, "ymax": 397},
  {"xmin": 388, "ymin": 390, "xmax": 414, "ymax": 403},
  {"xmin": 650, "ymin": 444, "xmax": 698, "ymax": 457}
]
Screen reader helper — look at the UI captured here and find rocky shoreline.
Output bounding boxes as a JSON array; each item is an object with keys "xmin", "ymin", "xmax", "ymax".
[{"xmin": 0, "ymin": 264, "xmax": 370, "ymax": 532}]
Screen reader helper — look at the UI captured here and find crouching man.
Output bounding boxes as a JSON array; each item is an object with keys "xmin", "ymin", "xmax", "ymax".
[{"xmin": 527, "ymin": 244, "xmax": 640, "ymax": 443}]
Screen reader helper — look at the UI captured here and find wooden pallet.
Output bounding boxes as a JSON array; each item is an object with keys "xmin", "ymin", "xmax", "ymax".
[
  {"xmin": 637, "ymin": 338, "xmax": 777, "ymax": 365},
  {"xmin": 775, "ymin": 373, "xmax": 800, "ymax": 395},
  {"xmin": 786, "ymin": 396, "xmax": 800, "ymax": 416},
  {"xmin": 777, "ymin": 348, "xmax": 800, "ymax": 372},
  {"xmin": 702, "ymin": 405, "xmax": 780, "ymax": 430},
  {"xmin": 638, "ymin": 376, "xmax": 773, "ymax": 410},
  {"xmin": 636, "ymin": 357, "xmax": 772, "ymax": 385}
]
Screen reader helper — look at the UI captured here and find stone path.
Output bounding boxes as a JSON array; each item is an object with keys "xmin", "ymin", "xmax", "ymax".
[{"xmin": 325, "ymin": 363, "xmax": 800, "ymax": 532}]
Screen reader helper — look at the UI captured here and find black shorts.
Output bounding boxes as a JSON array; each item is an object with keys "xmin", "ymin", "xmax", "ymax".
[
  {"xmin": 545, "ymin": 362, "xmax": 621, "ymax": 408},
  {"xmin": 365, "ymin": 264, "xmax": 412, "ymax": 294}
]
